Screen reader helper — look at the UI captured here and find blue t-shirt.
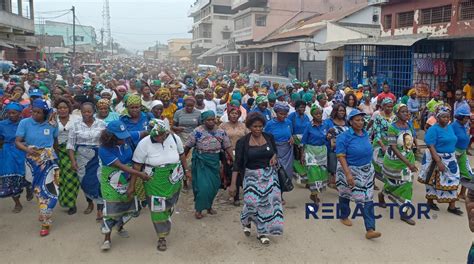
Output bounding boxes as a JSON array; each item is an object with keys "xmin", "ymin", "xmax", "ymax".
[
  {"xmin": 250, "ymin": 107, "xmax": 272, "ymax": 122},
  {"xmin": 425, "ymin": 123, "xmax": 457, "ymax": 153},
  {"xmin": 301, "ymin": 122, "xmax": 329, "ymax": 146},
  {"xmin": 120, "ymin": 112, "xmax": 149, "ymax": 132},
  {"xmin": 450, "ymin": 121, "xmax": 470, "ymax": 151},
  {"xmin": 264, "ymin": 118, "xmax": 293, "ymax": 143},
  {"xmin": 0, "ymin": 119, "xmax": 20, "ymax": 143},
  {"xmin": 16, "ymin": 118, "xmax": 58, "ymax": 148},
  {"xmin": 96, "ymin": 111, "xmax": 120, "ymax": 125},
  {"xmin": 176, "ymin": 98, "xmax": 184, "ymax": 110},
  {"xmin": 98, "ymin": 132, "xmax": 140, "ymax": 166},
  {"xmin": 335, "ymin": 128, "xmax": 373, "ymax": 166},
  {"xmin": 288, "ymin": 112, "xmax": 311, "ymax": 135}
]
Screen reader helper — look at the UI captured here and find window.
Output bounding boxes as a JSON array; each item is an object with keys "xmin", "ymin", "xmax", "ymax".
[
  {"xmin": 420, "ymin": 5, "xmax": 452, "ymax": 25},
  {"xmin": 234, "ymin": 14, "xmax": 251, "ymax": 30},
  {"xmin": 384, "ymin": 14, "xmax": 392, "ymax": 30},
  {"xmin": 397, "ymin": 11, "xmax": 414, "ymax": 28},
  {"xmin": 222, "ymin": 32, "xmax": 231, "ymax": 40},
  {"xmin": 255, "ymin": 15, "xmax": 267, "ymax": 27},
  {"xmin": 213, "ymin": 5, "xmax": 234, "ymax": 14},
  {"xmin": 74, "ymin": 36, "xmax": 85, "ymax": 41},
  {"xmin": 460, "ymin": 0, "xmax": 474, "ymax": 21}
]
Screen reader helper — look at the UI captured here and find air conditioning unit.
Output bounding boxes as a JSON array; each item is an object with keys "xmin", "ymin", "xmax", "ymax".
[{"xmin": 368, "ymin": 0, "xmax": 389, "ymax": 6}]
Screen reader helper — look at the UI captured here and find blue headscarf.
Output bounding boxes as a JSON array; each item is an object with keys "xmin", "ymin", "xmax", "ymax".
[
  {"xmin": 200, "ymin": 110, "xmax": 216, "ymax": 122},
  {"xmin": 273, "ymin": 102, "xmax": 290, "ymax": 113},
  {"xmin": 32, "ymin": 98, "xmax": 50, "ymax": 112},
  {"xmin": 5, "ymin": 102, "xmax": 23, "ymax": 112}
]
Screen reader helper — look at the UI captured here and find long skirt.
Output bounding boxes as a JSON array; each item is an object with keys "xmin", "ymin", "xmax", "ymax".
[
  {"xmin": 418, "ymin": 150, "xmax": 460, "ymax": 203},
  {"xmin": 304, "ymin": 144, "xmax": 328, "ymax": 194},
  {"xmin": 100, "ymin": 165, "xmax": 139, "ymax": 234},
  {"xmin": 144, "ymin": 163, "xmax": 182, "ymax": 238},
  {"xmin": 57, "ymin": 143, "xmax": 80, "ymax": 208},
  {"xmin": 276, "ymin": 142, "xmax": 294, "ymax": 180},
  {"xmin": 241, "ymin": 167, "xmax": 284, "ymax": 236},
  {"xmin": 292, "ymin": 135, "xmax": 307, "ymax": 179},
  {"xmin": 382, "ymin": 148, "xmax": 415, "ymax": 204},
  {"xmin": 25, "ymin": 148, "xmax": 59, "ymax": 226},
  {"xmin": 0, "ymin": 142, "xmax": 26, "ymax": 198},
  {"xmin": 456, "ymin": 149, "xmax": 473, "ymax": 181},
  {"xmin": 192, "ymin": 151, "xmax": 221, "ymax": 212},
  {"xmin": 75, "ymin": 145, "xmax": 102, "ymax": 204},
  {"xmin": 336, "ymin": 163, "xmax": 374, "ymax": 203},
  {"xmin": 372, "ymin": 146, "xmax": 385, "ymax": 181}
]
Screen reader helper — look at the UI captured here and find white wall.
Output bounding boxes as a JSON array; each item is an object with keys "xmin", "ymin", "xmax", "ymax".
[
  {"xmin": 325, "ymin": 22, "xmax": 369, "ymax": 42},
  {"xmin": 339, "ymin": 6, "xmax": 380, "ymax": 25}
]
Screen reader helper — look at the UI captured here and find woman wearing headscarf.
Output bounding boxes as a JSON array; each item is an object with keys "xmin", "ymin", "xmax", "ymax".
[
  {"xmin": 219, "ymin": 104, "xmax": 249, "ymax": 205},
  {"xmin": 324, "ymin": 103, "xmax": 349, "ymax": 188},
  {"xmin": 132, "ymin": 119, "xmax": 187, "ymax": 251},
  {"xmin": 55, "ymin": 97, "xmax": 81, "ymax": 215},
  {"xmin": 112, "ymin": 85, "xmax": 127, "ymax": 114},
  {"xmin": 450, "ymin": 105, "xmax": 473, "ymax": 201},
  {"xmin": 0, "ymin": 102, "xmax": 27, "ymax": 213},
  {"xmin": 120, "ymin": 95, "xmax": 149, "ymax": 143},
  {"xmin": 336, "ymin": 109, "xmax": 381, "ymax": 239},
  {"xmin": 229, "ymin": 112, "xmax": 283, "ymax": 245},
  {"xmin": 264, "ymin": 102, "xmax": 294, "ymax": 203},
  {"xmin": 184, "ymin": 110, "xmax": 232, "ymax": 219},
  {"xmin": 67, "ymin": 102, "xmax": 106, "ymax": 221},
  {"xmin": 156, "ymin": 88, "xmax": 177, "ymax": 126},
  {"xmin": 371, "ymin": 98, "xmax": 395, "ymax": 183},
  {"xmin": 15, "ymin": 99, "xmax": 59, "ymax": 236},
  {"xmin": 380, "ymin": 104, "xmax": 418, "ymax": 225},
  {"xmin": 148, "ymin": 100, "xmax": 170, "ymax": 128},
  {"xmin": 250, "ymin": 95, "xmax": 272, "ymax": 122},
  {"xmin": 418, "ymin": 106, "xmax": 463, "ymax": 216},
  {"xmin": 98, "ymin": 120, "xmax": 147, "ymax": 251},
  {"xmin": 96, "ymin": 98, "xmax": 120, "ymax": 125},
  {"xmin": 301, "ymin": 104, "xmax": 330, "ymax": 204},
  {"xmin": 288, "ymin": 100, "xmax": 311, "ymax": 182}
]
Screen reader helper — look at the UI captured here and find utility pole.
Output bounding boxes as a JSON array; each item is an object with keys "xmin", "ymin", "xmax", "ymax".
[
  {"xmin": 100, "ymin": 28, "xmax": 104, "ymax": 58},
  {"xmin": 111, "ymin": 38, "xmax": 114, "ymax": 57},
  {"xmin": 71, "ymin": 6, "xmax": 76, "ymax": 71},
  {"xmin": 155, "ymin": 41, "xmax": 158, "ymax": 60}
]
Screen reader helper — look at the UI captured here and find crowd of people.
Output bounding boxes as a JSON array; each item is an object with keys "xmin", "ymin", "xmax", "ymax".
[{"xmin": 0, "ymin": 58, "xmax": 473, "ymax": 254}]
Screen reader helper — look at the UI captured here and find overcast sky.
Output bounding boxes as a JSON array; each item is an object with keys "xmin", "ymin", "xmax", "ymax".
[{"xmin": 34, "ymin": 0, "xmax": 194, "ymax": 51}]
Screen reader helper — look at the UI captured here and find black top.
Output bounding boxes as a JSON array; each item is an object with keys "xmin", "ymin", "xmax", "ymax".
[{"xmin": 233, "ymin": 132, "xmax": 277, "ymax": 176}]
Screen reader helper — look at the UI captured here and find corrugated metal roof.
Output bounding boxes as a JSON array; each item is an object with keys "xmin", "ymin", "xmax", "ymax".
[
  {"xmin": 238, "ymin": 40, "xmax": 295, "ymax": 50},
  {"xmin": 334, "ymin": 22, "xmax": 381, "ymax": 37},
  {"xmin": 0, "ymin": 40, "xmax": 14, "ymax": 49},
  {"xmin": 197, "ymin": 45, "xmax": 226, "ymax": 59},
  {"xmin": 314, "ymin": 33, "xmax": 429, "ymax": 51}
]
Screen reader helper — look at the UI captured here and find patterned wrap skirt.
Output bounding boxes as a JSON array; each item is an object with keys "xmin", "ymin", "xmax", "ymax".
[
  {"xmin": 241, "ymin": 167, "xmax": 284, "ymax": 236},
  {"xmin": 304, "ymin": 144, "xmax": 328, "ymax": 194},
  {"xmin": 276, "ymin": 142, "xmax": 294, "ymax": 180},
  {"xmin": 456, "ymin": 148, "xmax": 474, "ymax": 181},
  {"xmin": 75, "ymin": 145, "xmax": 102, "ymax": 204},
  {"xmin": 418, "ymin": 149, "xmax": 460, "ymax": 203},
  {"xmin": 57, "ymin": 143, "xmax": 80, "ymax": 208},
  {"xmin": 372, "ymin": 145, "xmax": 385, "ymax": 181},
  {"xmin": 382, "ymin": 148, "xmax": 416, "ymax": 204},
  {"xmin": 336, "ymin": 163, "xmax": 374, "ymax": 203},
  {"xmin": 0, "ymin": 142, "xmax": 26, "ymax": 198}
]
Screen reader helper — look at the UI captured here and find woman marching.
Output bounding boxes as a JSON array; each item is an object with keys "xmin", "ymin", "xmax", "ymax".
[
  {"xmin": 288, "ymin": 100, "xmax": 311, "ymax": 183},
  {"xmin": 68, "ymin": 102, "xmax": 106, "ymax": 220},
  {"xmin": 336, "ymin": 109, "xmax": 381, "ymax": 239},
  {"xmin": 229, "ymin": 112, "xmax": 283, "ymax": 245},
  {"xmin": 371, "ymin": 98, "xmax": 395, "ymax": 183},
  {"xmin": 0, "ymin": 102, "xmax": 27, "ymax": 213},
  {"xmin": 379, "ymin": 104, "xmax": 418, "ymax": 225},
  {"xmin": 55, "ymin": 97, "xmax": 81, "ymax": 215},
  {"xmin": 301, "ymin": 104, "xmax": 329, "ymax": 204},
  {"xmin": 184, "ymin": 110, "xmax": 233, "ymax": 219},
  {"xmin": 98, "ymin": 120, "xmax": 147, "ymax": 251},
  {"xmin": 418, "ymin": 106, "xmax": 463, "ymax": 216},
  {"xmin": 132, "ymin": 119, "xmax": 187, "ymax": 251},
  {"xmin": 15, "ymin": 99, "xmax": 59, "ymax": 236}
]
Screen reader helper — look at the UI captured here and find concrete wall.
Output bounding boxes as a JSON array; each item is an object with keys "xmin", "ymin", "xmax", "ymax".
[
  {"xmin": 35, "ymin": 22, "xmax": 96, "ymax": 47},
  {"xmin": 381, "ymin": 0, "xmax": 474, "ymax": 37},
  {"xmin": 339, "ymin": 5, "xmax": 380, "ymax": 24}
]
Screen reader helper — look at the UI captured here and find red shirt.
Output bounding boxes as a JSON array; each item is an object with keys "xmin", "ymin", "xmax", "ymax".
[{"xmin": 377, "ymin": 92, "xmax": 396, "ymax": 103}]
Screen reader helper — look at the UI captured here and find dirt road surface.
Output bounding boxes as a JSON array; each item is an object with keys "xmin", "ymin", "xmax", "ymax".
[{"xmin": 0, "ymin": 164, "xmax": 470, "ymax": 263}]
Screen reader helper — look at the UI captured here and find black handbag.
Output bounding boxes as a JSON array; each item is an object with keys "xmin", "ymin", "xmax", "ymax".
[{"xmin": 277, "ymin": 165, "xmax": 294, "ymax": 192}]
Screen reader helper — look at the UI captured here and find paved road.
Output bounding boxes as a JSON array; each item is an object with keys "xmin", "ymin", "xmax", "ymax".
[{"xmin": 0, "ymin": 160, "xmax": 470, "ymax": 263}]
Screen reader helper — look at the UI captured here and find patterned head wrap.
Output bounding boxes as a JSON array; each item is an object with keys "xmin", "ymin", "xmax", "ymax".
[
  {"xmin": 96, "ymin": 98, "xmax": 111, "ymax": 109},
  {"xmin": 231, "ymin": 92, "xmax": 242, "ymax": 102},
  {"xmin": 267, "ymin": 93, "xmax": 277, "ymax": 102},
  {"xmin": 126, "ymin": 94, "xmax": 141, "ymax": 107},
  {"xmin": 200, "ymin": 110, "xmax": 216, "ymax": 122},
  {"xmin": 316, "ymin": 93, "xmax": 327, "ymax": 101},
  {"xmin": 149, "ymin": 118, "xmax": 170, "ymax": 137},
  {"xmin": 290, "ymin": 93, "xmax": 301, "ymax": 102},
  {"xmin": 407, "ymin": 88, "xmax": 416, "ymax": 96},
  {"xmin": 436, "ymin": 105, "xmax": 451, "ymax": 118},
  {"xmin": 310, "ymin": 104, "xmax": 322, "ymax": 116},
  {"xmin": 255, "ymin": 95, "xmax": 268, "ymax": 105},
  {"xmin": 156, "ymin": 88, "xmax": 171, "ymax": 101},
  {"xmin": 393, "ymin": 103, "xmax": 407, "ymax": 114},
  {"xmin": 230, "ymin": 99, "xmax": 241, "ymax": 107},
  {"xmin": 303, "ymin": 93, "xmax": 313, "ymax": 103},
  {"xmin": 273, "ymin": 102, "xmax": 290, "ymax": 113},
  {"xmin": 381, "ymin": 98, "xmax": 393, "ymax": 106},
  {"xmin": 227, "ymin": 104, "xmax": 241, "ymax": 116}
]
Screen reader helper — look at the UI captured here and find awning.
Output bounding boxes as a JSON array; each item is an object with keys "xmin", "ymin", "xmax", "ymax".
[
  {"xmin": 0, "ymin": 40, "xmax": 14, "ymax": 49},
  {"xmin": 314, "ymin": 33, "xmax": 430, "ymax": 51},
  {"xmin": 239, "ymin": 40, "xmax": 295, "ymax": 50},
  {"xmin": 216, "ymin": 50, "xmax": 238, "ymax": 56},
  {"xmin": 197, "ymin": 45, "xmax": 226, "ymax": 60},
  {"xmin": 15, "ymin": 44, "xmax": 32, "ymax": 51}
]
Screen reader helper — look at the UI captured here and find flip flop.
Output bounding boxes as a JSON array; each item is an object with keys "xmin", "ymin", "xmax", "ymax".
[{"xmin": 157, "ymin": 238, "xmax": 167, "ymax": 251}]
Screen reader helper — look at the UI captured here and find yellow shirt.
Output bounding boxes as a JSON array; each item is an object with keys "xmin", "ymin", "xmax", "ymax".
[{"xmin": 463, "ymin": 84, "xmax": 472, "ymax": 100}]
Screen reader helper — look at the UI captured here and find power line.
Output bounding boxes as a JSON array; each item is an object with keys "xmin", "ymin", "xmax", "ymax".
[
  {"xmin": 113, "ymin": 31, "xmax": 189, "ymax": 36},
  {"xmin": 36, "ymin": 9, "xmax": 72, "ymax": 14},
  {"xmin": 35, "ymin": 11, "xmax": 71, "ymax": 20}
]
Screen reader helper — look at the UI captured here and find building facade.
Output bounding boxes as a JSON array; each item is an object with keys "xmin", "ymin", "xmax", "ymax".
[
  {"xmin": 35, "ymin": 20, "xmax": 97, "ymax": 52},
  {"xmin": 188, "ymin": 0, "xmax": 236, "ymax": 61},
  {"xmin": 168, "ymin": 38, "xmax": 192, "ymax": 62},
  {"xmin": 0, "ymin": 0, "xmax": 36, "ymax": 61}
]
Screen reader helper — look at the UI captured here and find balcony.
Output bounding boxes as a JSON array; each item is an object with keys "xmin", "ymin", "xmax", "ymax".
[
  {"xmin": 233, "ymin": 27, "xmax": 253, "ymax": 43},
  {"xmin": 188, "ymin": 0, "xmax": 211, "ymax": 17},
  {"xmin": 0, "ymin": 10, "xmax": 34, "ymax": 34},
  {"xmin": 231, "ymin": 0, "xmax": 267, "ymax": 11}
]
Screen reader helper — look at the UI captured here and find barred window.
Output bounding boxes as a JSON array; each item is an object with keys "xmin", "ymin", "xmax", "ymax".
[
  {"xmin": 384, "ymin": 14, "xmax": 392, "ymax": 30},
  {"xmin": 460, "ymin": 0, "xmax": 474, "ymax": 21},
  {"xmin": 397, "ymin": 11, "xmax": 414, "ymax": 28},
  {"xmin": 420, "ymin": 5, "xmax": 452, "ymax": 25}
]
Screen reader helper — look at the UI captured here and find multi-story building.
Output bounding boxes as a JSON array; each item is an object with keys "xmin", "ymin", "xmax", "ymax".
[
  {"xmin": 188, "ymin": 0, "xmax": 236, "ymax": 61},
  {"xmin": 0, "ymin": 0, "xmax": 36, "ymax": 60},
  {"xmin": 168, "ymin": 38, "xmax": 192, "ymax": 62},
  {"xmin": 35, "ymin": 20, "xmax": 97, "ymax": 52}
]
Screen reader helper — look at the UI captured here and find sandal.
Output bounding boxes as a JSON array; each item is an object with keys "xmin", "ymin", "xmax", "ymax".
[
  {"xmin": 67, "ymin": 206, "xmax": 77, "ymax": 215},
  {"xmin": 243, "ymin": 225, "xmax": 251, "ymax": 236},
  {"xmin": 257, "ymin": 235, "xmax": 270, "ymax": 245},
  {"xmin": 447, "ymin": 207, "xmax": 463, "ymax": 216},
  {"xmin": 207, "ymin": 208, "xmax": 217, "ymax": 215},
  {"xmin": 195, "ymin": 211, "xmax": 203, "ymax": 219},
  {"xmin": 40, "ymin": 225, "xmax": 50, "ymax": 237},
  {"xmin": 117, "ymin": 228, "xmax": 129, "ymax": 238},
  {"xmin": 84, "ymin": 203, "xmax": 94, "ymax": 215},
  {"xmin": 157, "ymin": 238, "xmax": 167, "ymax": 251},
  {"xmin": 101, "ymin": 240, "xmax": 111, "ymax": 251},
  {"xmin": 12, "ymin": 204, "xmax": 23, "ymax": 213}
]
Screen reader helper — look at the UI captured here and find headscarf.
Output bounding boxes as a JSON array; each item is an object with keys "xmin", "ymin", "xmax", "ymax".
[
  {"xmin": 381, "ymin": 98, "xmax": 393, "ymax": 106},
  {"xmin": 183, "ymin": 95, "xmax": 196, "ymax": 104},
  {"xmin": 5, "ymin": 102, "xmax": 23, "ymax": 112},
  {"xmin": 303, "ymin": 93, "xmax": 313, "ymax": 103},
  {"xmin": 116, "ymin": 85, "xmax": 127, "ymax": 92},
  {"xmin": 229, "ymin": 99, "xmax": 241, "ymax": 107},
  {"xmin": 316, "ymin": 93, "xmax": 327, "ymax": 101},
  {"xmin": 275, "ymin": 90, "xmax": 285, "ymax": 98},
  {"xmin": 156, "ymin": 88, "xmax": 171, "ymax": 101},
  {"xmin": 96, "ymin": 98, "xmax": 111, "ymax": 109},
  {"xmin": 100, "ymin": 88, "xmax": 113, "ymax": 96},
  {"xmin": 273, "ymin": 102, "xmax": 290, "ymax": 113},
  {"xmin": 149, "ymin": 118, "xmax": 170, "ymax": 137},
  {"xmin": 393, "ymin": 103, "xmax": 407, "ymax": 114},
  {"xmin": 227, "ymin": 104, "xmax": 241, "ymax": 116},
  {"xmin": 126, "ymin": 94, "xmax": 141, "ymax": 107},
  {"xmin": 407, "ymin": 88, "xmax": 416, "ymax": 96},
  {"xmin": 436, "ymin": 105, "xmax": 451, "ymax": 118},
  {"xmin": 215, "ymin": 86, "xmax": 224, "ymax": 94},
  {"xmin": 150, "ymin": 100, "xmax": 163, "ymax": 109},
  {"xmin": 267, "ymin": 93, "xmax": 277, "ymax": 101},
  {"xmin": 255, "ymin": 95, "xmax": 268, "ymax": 105},
  {"xmin": 310, "ymin": 104, "xmax": 322, "ymax": 115},
  {"xmin": 200, "ymin": 110, "xmax": 215, "ymax": 122},
  {"xmin": 231, "ymin": 91, "xmax": 242, "ymax": 102},
  {"xmin": 32, "ymin": 98, "xmax": 50, "ymax": 112},
  {"xmin": 290, "ymin": 93, "xmax": 301, "ymax": 102}
]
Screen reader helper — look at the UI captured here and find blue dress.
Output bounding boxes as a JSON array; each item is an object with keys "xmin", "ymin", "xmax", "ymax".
[{"xmin": 0, "ymin": 119, "xmax": 27, "ymax": 198}]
